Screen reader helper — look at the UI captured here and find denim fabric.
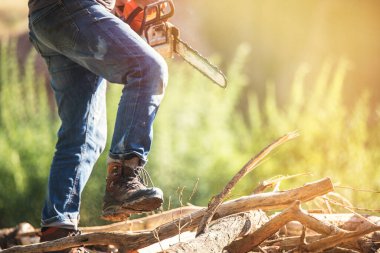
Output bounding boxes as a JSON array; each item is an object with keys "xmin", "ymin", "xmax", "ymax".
[{"xmin": 28, "ymin": 0, "xmax": 168, "ymax": 229}]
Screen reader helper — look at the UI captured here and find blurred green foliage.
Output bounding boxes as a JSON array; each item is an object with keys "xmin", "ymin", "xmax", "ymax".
[
  {"xmin": 0, "ymin": 43, "xmax": 379, "ymax": 228},
  {"xmin": 187, "ymin": 0, "xmax": 380, "ymax": 112},
  {"xmin": 0, "ymin": 43, "xmax": 57, "ymax": 227}
]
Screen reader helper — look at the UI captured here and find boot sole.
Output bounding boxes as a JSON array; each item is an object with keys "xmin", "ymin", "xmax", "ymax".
[
  {"xmin": 122, "ymin": 195, "xmax": 163, "ymax": 212},
  {"xmin": 101, "ymin": 195, "xmax": 163, "ymax": 222}
]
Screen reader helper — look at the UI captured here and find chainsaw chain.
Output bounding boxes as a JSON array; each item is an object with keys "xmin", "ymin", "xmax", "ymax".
[{"xmin": 175, "ymin": 37, "xmax": 227, "ymax": 87}]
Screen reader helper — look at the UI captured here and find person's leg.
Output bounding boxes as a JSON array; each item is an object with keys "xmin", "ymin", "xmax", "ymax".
[
  {"xmin": 42, "ymin": 62, "xmax": 107, "ymax": 229},
  {"xmin": 27, "ymin": 37, "xmax": 107, "ymax": 251},
  {"xmin": 30, "ymin": 0, "xmax": 168, "ymax": 161},
  {"xmin": 28, "ymin": 34, "xmax": 108, "ymax": 229},
  {"xmin": 29, "ymin": 0, "xmax": 168, "ymax": 224}
]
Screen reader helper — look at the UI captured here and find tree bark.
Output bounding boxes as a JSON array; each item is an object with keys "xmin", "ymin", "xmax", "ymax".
[{"xmin": 162, "ymin": 211, "xmax": 268, "ymax": 253}]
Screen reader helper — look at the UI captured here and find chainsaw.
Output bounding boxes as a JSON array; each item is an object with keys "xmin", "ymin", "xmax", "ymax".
[{"xmin": 118, "ymin": 0, "xmax": 227, "ymax": 88}]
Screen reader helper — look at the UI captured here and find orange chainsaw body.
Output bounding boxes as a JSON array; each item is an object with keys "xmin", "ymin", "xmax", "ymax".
[{"xmin": 122, "ymin": 1, "xmax": 144, "ymax": 33}]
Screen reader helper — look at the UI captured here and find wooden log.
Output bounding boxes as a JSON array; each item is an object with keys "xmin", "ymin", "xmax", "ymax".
[
  {"xmin": 162, "ymin": 210, "xmax": 268, "ymax": 253},
  {"xmin": 2, "ymin": 178, "xmax": 333, "ymax": 253}
]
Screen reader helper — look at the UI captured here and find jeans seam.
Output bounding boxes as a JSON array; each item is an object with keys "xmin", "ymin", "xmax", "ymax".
[
  {"xmin": 65, "ymin": 76, "xmax": 99, "ymax": 209},
  {"xmin": 121, "ymin": 67, "xmax": 143, "ymax": 154}
]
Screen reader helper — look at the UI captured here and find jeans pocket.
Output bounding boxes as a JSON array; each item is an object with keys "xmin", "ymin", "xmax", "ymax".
[{"xmin": 31, "ymin": 2, "xmax": 79, "ymax": 52}]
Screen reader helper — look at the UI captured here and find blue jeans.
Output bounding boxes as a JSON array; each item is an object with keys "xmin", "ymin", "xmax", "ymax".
[{"xmin": 28, "ymin": 0, "xmax": 168, "ymax": 229}]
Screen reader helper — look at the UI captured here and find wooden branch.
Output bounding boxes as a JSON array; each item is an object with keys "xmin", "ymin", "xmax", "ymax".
[
  {"xmin": 15, "ymin": 206, "xmax": 203, "ymax": 240},
  {"xmin": 267, "ymin": 235, "xmax": 322, "ymax": 249},
  {"xmin": 81, "ymin": 205, "xmax": 203, "ymax": 233},
  {"xmin": 197, "ymin": 132, "xmax": 299, "ymax": 235},
  {"xmin": 323, "ymin": 247, "xmax": 361, "ymax": 253},
  {"xmin": 225, "ymin": 201, "xmax": 299, "ymax": 253},
  {"xmin": 302, "ymin": 225, "xmax": 380, "ymax": 252},
  {"xmin": 2, "ymin": 178, "xmax": 332, "ymax": 253},
  {"xmin": 282, "ymin": 213, "xmax": 380, "ymax": 236},
  {"xmin": 162, "ymin": 210, "xmax": 268, "ymax": 253},
  {"xmin": 226, "ymin": 200, "xmax": 344, "ymax": 253},
  {"xmin": 263, "ymin": 212, "xmax": 380, "ymax": 252},
  {"xmin": 356, "ymin": 237, "xmax": 380, "ymax": 253},
  {"xmin": 215, "ymin": 177, "xmax": 333, "ymax": 218},
  {"xmin": 265, "ymin": 234, "xmax": 380, "ymax": 253},
  {"xmin": 252, "ymin": 173, "xmax": 311, "ymax": 194}
]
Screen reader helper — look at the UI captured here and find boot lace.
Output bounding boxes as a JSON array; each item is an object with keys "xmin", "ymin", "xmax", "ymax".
[
  {"xmin": 108, "ymin": 164, "xmax": 155, "ymax": 192},
  {"xmin": 137, "ymin": 166, "xmax": 155, "ymax": 187}
]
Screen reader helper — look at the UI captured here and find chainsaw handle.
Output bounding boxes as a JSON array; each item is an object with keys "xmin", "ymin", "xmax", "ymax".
[{"xmin": 141, "ymin": 0, "xmax": 174, "ymax": 28}]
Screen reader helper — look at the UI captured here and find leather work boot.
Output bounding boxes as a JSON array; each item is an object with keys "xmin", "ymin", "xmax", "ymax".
[
  {"xmin": 40, "ymin": 227, "xmax": 86, "ymax": 253},
  {"xmin": 101, "ymin": 156, "xmax": 163, "ymax": 221}
]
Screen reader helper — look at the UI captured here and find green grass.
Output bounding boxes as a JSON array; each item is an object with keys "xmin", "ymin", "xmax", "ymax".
[{"xmin": 0, "ymin": 43, "xmax": 379, "ymax": 228}]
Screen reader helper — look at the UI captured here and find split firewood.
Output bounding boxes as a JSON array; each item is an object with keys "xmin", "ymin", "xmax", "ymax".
[
  {"xmin": 161, "ymin": 210, "xmax": 268, "ymax": 253},
  {"xmin": 2, "ymin": 178, "xmax": 332, "ymax": 253},
  {"xmin": 197, "ymin": 132, "xmax": 299, "ymax": 235}
]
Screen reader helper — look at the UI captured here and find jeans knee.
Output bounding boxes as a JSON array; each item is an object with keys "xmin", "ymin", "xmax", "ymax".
[{"xmin": 142, "ymin": 52, "xmax": 168, "ymax": 94}]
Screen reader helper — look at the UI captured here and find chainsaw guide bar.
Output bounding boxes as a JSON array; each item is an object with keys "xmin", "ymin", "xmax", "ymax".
[{"xmin": 174, "ymin": 37, "xmax": 227, "ymax": 88}]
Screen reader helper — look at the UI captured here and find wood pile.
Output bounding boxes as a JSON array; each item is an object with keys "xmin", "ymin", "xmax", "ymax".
[{"xmin": 1, "ymin": 133, "xmax": 380, "ymax": 253}]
